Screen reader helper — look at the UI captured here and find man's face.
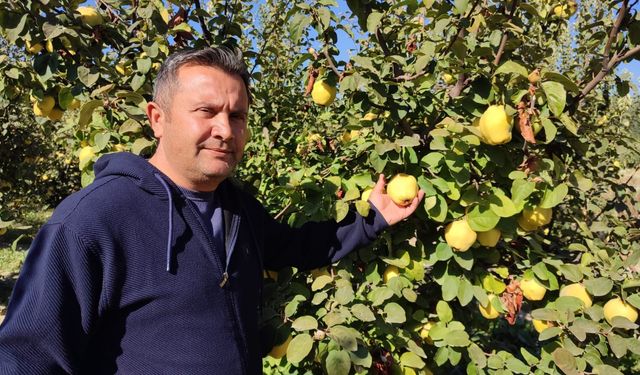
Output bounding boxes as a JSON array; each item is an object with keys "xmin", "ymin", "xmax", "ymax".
[{"xmin": 149, "ymin": 64, "xmax": 249, "ymax": 191}]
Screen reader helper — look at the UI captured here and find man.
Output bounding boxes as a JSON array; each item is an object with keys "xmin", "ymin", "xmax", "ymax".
[{"xmin": 0, "ymin": 47, "xmax": 423, "ymax": 374}]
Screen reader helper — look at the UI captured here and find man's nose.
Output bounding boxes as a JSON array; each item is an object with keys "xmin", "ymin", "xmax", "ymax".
[{"xmin": 211, "ymin": 114, "xmax": 233, "ymax": 140}]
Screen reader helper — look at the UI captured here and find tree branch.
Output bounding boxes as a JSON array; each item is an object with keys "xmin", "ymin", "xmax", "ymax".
[
  {"xmin": 322, "ymin": 47, "xmax": 341, "ymax": 77},
  {"xmin": 193, "ymin": 0, "xmax": 212, "ymax": 45},
  {"xmin": 573, "ymin": 2, "xmax": 639, "ymax": 106},
  {"xmin": 602, "ymin": 0, "xmax": 628, "ymax": 68},
  {"xmin": 376, "ymin": 27, "xmax": 402, "ymax": 78},
  {"xmin": 493, "ymin": 0, "xmax": 519, "ymax": 66}
]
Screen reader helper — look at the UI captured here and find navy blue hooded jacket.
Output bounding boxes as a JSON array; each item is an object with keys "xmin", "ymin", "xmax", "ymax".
[{"xmin": 0, "ymin": 152, "xmax": 388, "ymax": 374}]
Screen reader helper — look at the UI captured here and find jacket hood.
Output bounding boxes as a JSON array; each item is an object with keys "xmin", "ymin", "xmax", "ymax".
[{"xmin": 94, "ymin": 152, "xmax": 170, "ymax": 198}]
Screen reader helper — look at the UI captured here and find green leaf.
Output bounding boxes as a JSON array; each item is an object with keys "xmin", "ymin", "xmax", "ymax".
[
  {"xmin": 292, "ymin": 316, "xmax": 318, "ymax": 331},
  {"xmin": 131, "ymin": 138, "xmax": 154, "ymax": 155},
  {"xmin": 93, "ymin": 132, "xmax": 111, "ymax": 151},
  {"xmin": 505, "ymin": 356, "xmax": 530, "ymax": 374},
  {"xmin": 335, "ymin": 285, "xmax": 354, "ymax": 305},
  {"xmin": 400, "ymin": 351, "xmax": 425, "ymax": 369},
  {"xmin": 312, "ymin": 274, "xmax": 333, "ymax": 291},
  {"xmin": 78, "ymin": 66, "xmax": 99, "ymax": 88},
  {"xmin": 442, "ymin": 276, "xmax": 461, "ymax": 301},
  {"xmin": 541, "ymin": 81, "xmax": 566, "ymax": 117},
  {"xmin": 325, "ymin": 350, "xmax": 351, "ymax": 375},
  {"xmin": 334, "ymin": 200, "xmax": 349, "ymax": 222},
  {"xmin": 593, "ymin": 365, "xmax": 623, "ymax": 375},
  {"xmin": 552, "ymin": 348, "xmax": 578, "ymax": 375},
  {"xmin": 541, "ymin": 72, "xmax": 580, "ymax": 93},
  {"xmin": 136, "ymin": 57, "xmax": 152, "ymax": 74},
  {"xmin": 468, "ymin": 343, "xmax": 487, "ymax": 368},
  {"xmin": 539, "ymin": 183, "xmax": 568, "ymax": 209},
  {"xmin": 494, "ymin": 60, "xmax": 528, "ymax": 78},
  {"xmin": 286, "ymin": 334, "xmax": 314, "ymax": 363},
  {"xmin": 436, "ymin": 301, "xmax": 453, "ymax": 323},
  {"xmin": 559, "ymin": 113, "xmax": 579, "ymax": 135},
  {"xmin": 426, "ymin": 194, "xmax": 448, "ymax": 222},
  {"xmin": 538, "ymin": 327, "xmax": 562, "ymax": 341},
  {"xmin": 489, "ymin": 189, "xmax": 519, "ymax": 217},
  {"xmin": 608, "ymin": 333, "xmax": 628, "ymax": 358},
  {"xmin": 584, "ymin": 278, "xmax": 613, "ymax": 297},
  {"xmin": 349, "ymin": 343, "xmax": 372, "ymax": 367},
  {"xmin": 468, "ymin": 204, "xmax": 500, "ymax": 231},
  {"xmin": 130, "ymin": 74, "xmax": 146, "ymax": 91},
  {"xmin": 457, "ymin": 278, "xmax": 474, "ymax": 306},
  {"xmin": 445, "ymin": 330, "xmax": 470, "ymax": 347},
  {"xmin": 435, "ymin": 242, "xmax": 453, "ymax": 261},
  {"xmin": 351, "ymin": 304, "xmax": 376, "ymax": 322},
  {"xmin": 316, "ymin": 7, "xmax": 331, "ymax": 30},
  {"xmin": 384, "ymin": 302, "xmax": 406, "ymax": 324},
  {"xmin": 453, "ymin": 251, "xmax": 474, "ymax": 271},
  {"xmin": 327, "ymin": 325, "xmax": 359, "ymax": 351},
  {"xmin": 368, "ymin": 286, "xmax": 394, "ymax": 306},
  {"xmin": 288, "ymin": 13, "xmax": 311, "ymax": 43},
  {"xmin": 511, "ymin": 179, "xmax": 535, "ymax": 209},
  {"xmin": 366, "ymin": 12, "xmax": 383, "ymax": 34}
]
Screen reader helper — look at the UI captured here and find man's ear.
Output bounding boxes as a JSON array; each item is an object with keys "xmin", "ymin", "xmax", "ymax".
[{"xmin": 147, "ymin": 101, "xmax": 166, "ymax": 138}]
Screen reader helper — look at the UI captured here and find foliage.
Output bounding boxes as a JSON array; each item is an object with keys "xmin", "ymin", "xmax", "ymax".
[{"xmin": 1, "ymin": 0, "xmax": 640, "ymax": 374}]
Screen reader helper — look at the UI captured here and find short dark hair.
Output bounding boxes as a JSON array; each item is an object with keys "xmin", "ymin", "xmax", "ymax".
[{"xmin": 153, "ymin": 47, "xmax": 252, "ymax": 109}]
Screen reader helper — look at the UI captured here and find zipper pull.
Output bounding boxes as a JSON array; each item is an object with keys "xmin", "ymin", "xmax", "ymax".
[{"xmin": 219, "ymin": 272, "xmax": 229, "ymax": 288}]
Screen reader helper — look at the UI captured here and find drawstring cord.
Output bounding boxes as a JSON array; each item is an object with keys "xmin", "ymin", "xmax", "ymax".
[{"xmin": 154, "ymin": 174, "xmax": 174, "ymax": 272}]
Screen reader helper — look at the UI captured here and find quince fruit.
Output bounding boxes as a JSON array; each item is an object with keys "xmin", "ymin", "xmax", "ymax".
[
  {"xmin": 520, "ymin": 277, "xmax": 546, "ymax": 301},
  {"xmin": 79, "ymin": 146, "xmax": 95, "ymax": 164},
  {"xmin": 0, "ymin": 228, "xmax": 6, "ymax": 236},
  {"xmin": 554, "ymin": 1, "xmax": 577, "ymax": 18},
  {"xmin": 67, "ymin": 99, "xmax": 81, "ymax": 110},
  {"xmin": 478, "ymin": 105, "xmax": 512, "ymax": 145},
  {"xmin": 361, "ymin": 112, "xmax": 378, "ymax": 121},
  {"xmin": 518, "ymin": 206, "xmax": 552, "ymax": 231},
  {"xmin": 47, "ymin": 107, "xmax": 64, "ymax": 122},
  {"xmin": 33, "ymin": 96, "xmax": 55, "ymax": 117},
  {"xmin": 477, "ymin": 228, "xmax": 501, "ymax": 247},
  {"xmin": 383, "ymin": 265, "xmax": 400, "ymax": 283},
  {"xmin": 419, "ymin": 322, "xmax": 434, "ymax": 344},
  {"xmin": 444, "ymin": 217, "xmax": 477, "ymax": 252},
  {"xmin": 532, "ymin": 319, "xmax": 554, "ymax": 333},
  {"xmin": 77, "ymin": 6, "xmax": 104, "ymax": 26},
  {"xmin": 311, "ymin": 81, "xmax": 336, "ymax": 106},
  {"xmin": 442, "ymin": 73, "xmax": 456, "ymax": 85},
  {"xmin": 603, "ymin": 297, "xmax": 638, "ymax": 325},
  {"xmin": 387, "ymin": 173, "xmax": 418, "ymax": 207},
  {"xmin": 268, "ymin": 334, "xmax": 292, "ymax": 359},
  {"xmin": 26, "ymin": 41, "xmax": 43, "ymax": 54},
  {"xmin": 479, "ymin": 294, "xmax": 500, "ymax": 319},
  {"xmin": 559, "ymin": 283, "xmax": 592, "ymax": 308}
]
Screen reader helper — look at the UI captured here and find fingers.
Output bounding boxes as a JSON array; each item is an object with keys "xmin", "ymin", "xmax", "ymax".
[
  {"xmin": 405, "ymin": 189, "xmax": 425, "ymax": 213},
  {"xmin": 373, "ymin": 174, "xmax": 386, "ymax": 193}
]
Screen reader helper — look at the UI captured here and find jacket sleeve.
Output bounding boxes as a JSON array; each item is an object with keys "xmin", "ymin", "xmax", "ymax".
[
  {"xmin": 256, "ymin": 199, "xmax": 389, "ymax": 271},
  {"xmin": 0, "ymin": 223, "xmax": 102, "ymax": 375}
]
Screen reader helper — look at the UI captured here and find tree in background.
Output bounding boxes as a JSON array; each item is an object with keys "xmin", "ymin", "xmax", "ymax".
[{"xmin": 1, "ymin": 0, "xmax": 640, "ymax": 373}]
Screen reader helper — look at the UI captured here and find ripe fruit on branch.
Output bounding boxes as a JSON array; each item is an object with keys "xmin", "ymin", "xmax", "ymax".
[
  {"xmin": 33, "ymin": 96, "xmax": 55, "ymax": 117},
  {"xmin": 528, "ymin": 69, "xmax": 541, "ymax": 84},
  {"xmin": 559, "ymin": 283, "xmax": 592, "ymax": 308},
  {"xmin": 517, "ymin": 206, "xmax": 552, "ymax": 231},
  {"xmin": 26, "ymin": 41, "xmax": 43, "ymax": 54},
  {"xmin": 361, "ymin": 112, "xmax": 378, "ymax": 121},
  {"xmin": 603, "ymin": 297, "xmax": 638, "ymax": 325},
  {"xmin": 554, "ymin": 1, "xmax": 577, "ymax": 18},
  {"xmin": 478, "ymin": 105, "xmax": 512, "ymax": 145},
  {"xmin": 383, "ymin": 265, "xmax": 400, "ymax": 283},
  {"xmin": 520, "ymin": 277, "xmax": 546, "ymax": 301},
  {"xmin": 442, "ymin": 73, "xmax": 455, "ymax": 85},
  {"xmin": 477, "ymin": 228, "xmax": 501, "ymax": 247},
  {"xmin": 532, "ymin": 319, "xmax": 554, "ymax": 333},
  {"xmin": 79, "ymin": 146, "xmax": 95, "ymax": 165},
  {"xmin": 311, "ymin": 80, "xmax": 336, "ymax": 106},
  {"xmin": 77, "ymin": 6, "xmax": 104, "ymax": 26},
  {"xmin": 386, "ymin": 174, "xmax": 418, "ymax": 207},
  {"xmin": 479, "ymin": 294, "xmax": 500, "ymax": 319},
  {"xmin": 268, "ymin": 335, "xmax": 292, "ymax": 359},
  {"xmin": 419, "ymin": 322, "xmax": 434, "ymax": 344},
  {"xmin": 444, "ymin": 217, "xmax": 477, "ymax": 252},
  {"xmin": 47, "ymin": 107, "xmax": 64, "ymax": 122}
]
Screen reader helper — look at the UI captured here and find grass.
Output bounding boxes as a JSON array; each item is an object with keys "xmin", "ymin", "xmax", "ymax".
[{"xmin": 0, "ymin": 208, "xmax": 52, "ymax": 322}]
